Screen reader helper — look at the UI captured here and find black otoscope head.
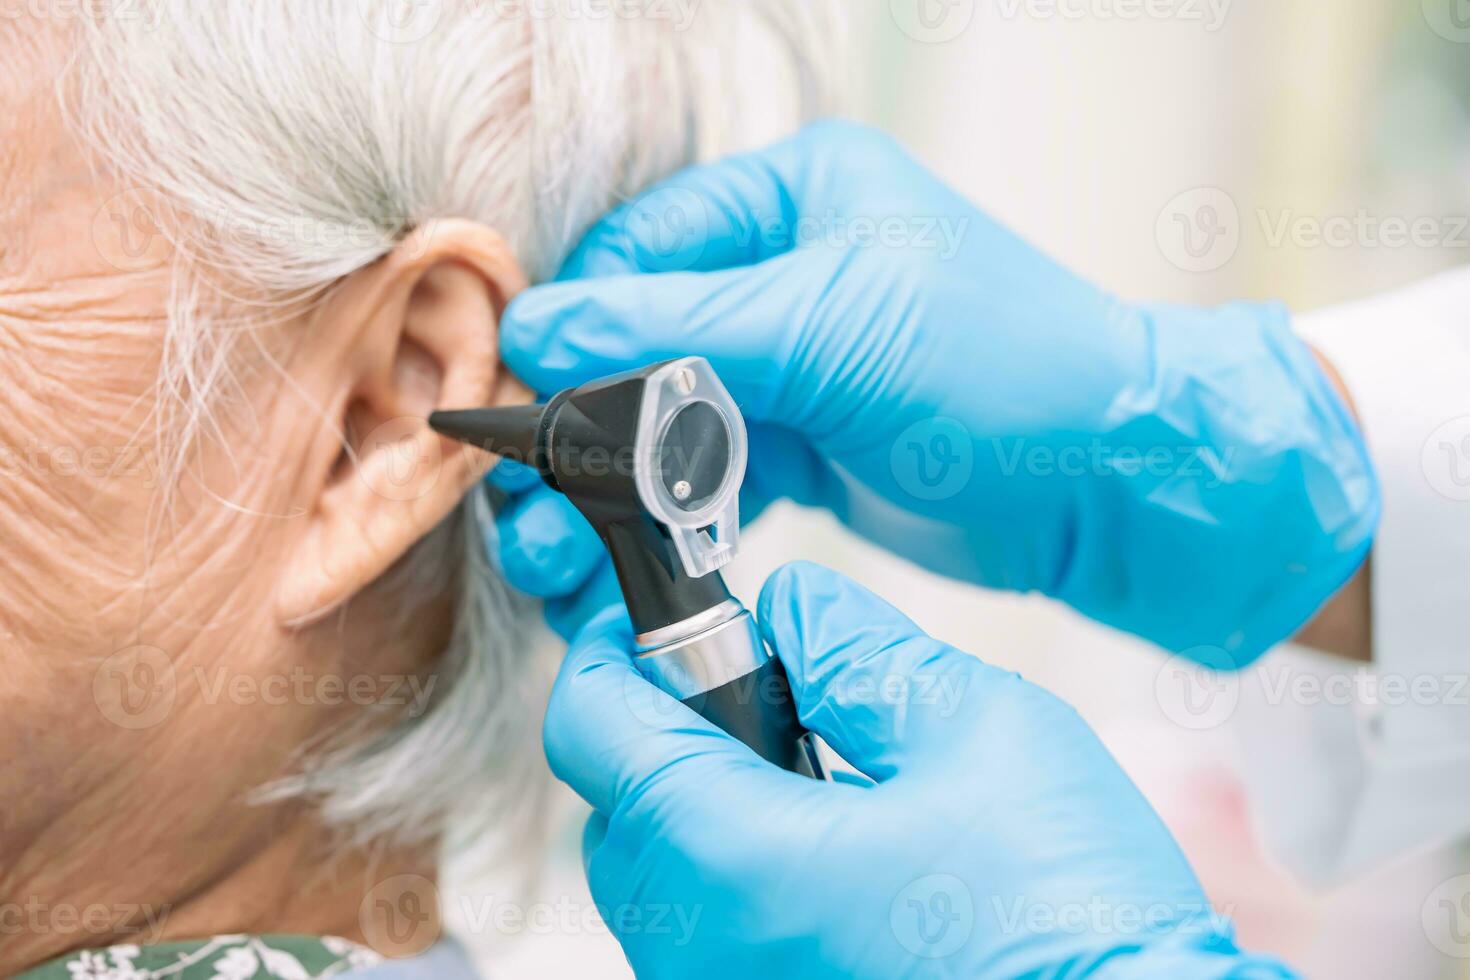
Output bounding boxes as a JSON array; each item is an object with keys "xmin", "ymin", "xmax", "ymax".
[{"xmin": 429, "ymin": 358, "xmax": 746, "ymax": 634}]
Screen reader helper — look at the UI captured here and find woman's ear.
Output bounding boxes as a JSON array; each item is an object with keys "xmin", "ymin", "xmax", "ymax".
[{"xmin": 274, "ymin": 220, "xmax": 531, "ymax": 628}]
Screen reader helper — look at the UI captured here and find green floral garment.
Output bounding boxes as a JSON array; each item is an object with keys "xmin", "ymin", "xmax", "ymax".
[{"xmin": 18, "ymin": 935, "xmax": 382, "ymax": 980}]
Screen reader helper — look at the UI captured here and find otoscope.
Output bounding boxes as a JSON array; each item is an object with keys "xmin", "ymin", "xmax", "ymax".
[{"xmin": 430, "ymin": 358, "xmax": 827, "ymax": 779}]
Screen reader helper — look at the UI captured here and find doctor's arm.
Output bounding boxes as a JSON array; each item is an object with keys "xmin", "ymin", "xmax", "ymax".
[{"xmin": 544, "ymin": 561, "xmax": 1299, "ymax": 980}]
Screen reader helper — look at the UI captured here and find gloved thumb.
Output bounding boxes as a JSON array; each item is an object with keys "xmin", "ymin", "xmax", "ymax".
[
  {"xmin": 500, "ymin": 254, "xmax": 808, "ymax": 422},
  {"xmin": 757, "ymin": 562, "xmax": 997, "ymax": 783}
]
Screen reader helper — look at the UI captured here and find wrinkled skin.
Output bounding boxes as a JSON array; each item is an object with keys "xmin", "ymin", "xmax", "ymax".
[{"xmin": 1, "ymin": 19, "xmax": 527, "ymax": 973}]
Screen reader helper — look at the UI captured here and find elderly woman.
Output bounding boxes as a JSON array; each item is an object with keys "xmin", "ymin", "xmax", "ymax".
[{"xmin": 2, "ymin": 3, "xmax": 825, "ymax": 977}]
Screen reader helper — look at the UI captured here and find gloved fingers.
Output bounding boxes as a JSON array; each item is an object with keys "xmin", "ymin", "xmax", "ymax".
[
  {"xmin": 543, "ymin": 605, "xmax": 774, "ymax": 818},
  {"xmin": 554, "ymin": 125, "xmax": 827, "ymax": 281},
  {"xmin": 757, "ymin": 561, "xmax": 996, "ymax": 783},
  {"xmin": 494, "ymin": 486, "xmax": 605, "ymax": 599},
  {"xmin": 488, "ymin": 454, "xmax": 630, "ymax": 641},
  {"xmin": 544, "ymin": 560, "xmax": 626, "ymax": 643},
  {"xmin": 501, "ymin": 254, "xmax": 807, "ymax": 419}
]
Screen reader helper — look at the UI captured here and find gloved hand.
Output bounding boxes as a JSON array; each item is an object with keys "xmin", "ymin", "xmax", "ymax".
[
  {"xmin": 486, "ymin": 458, "xmax": 625, "ymax": 640},
  {"xmin": 493, "ymin": 119, "xmax": 1379, "ymax": 663},
  {"xmin": 545, "ymin": 561, "xmax": 1298, "ymax": 979}
]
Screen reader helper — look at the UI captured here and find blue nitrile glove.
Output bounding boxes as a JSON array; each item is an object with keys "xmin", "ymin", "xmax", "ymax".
[
  {"xmin": 492, "ymin": 120, "xmax": 1379, "ymax": 664},
  {"xmin": 487, "ymin": 459, "xmax": 623, "ymax": 640},
  {"xmin": 544, "ymin": 561, "xmax": 1298, "ymax": 979}
]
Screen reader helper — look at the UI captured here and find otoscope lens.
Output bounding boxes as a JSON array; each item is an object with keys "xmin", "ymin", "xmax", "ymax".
[{"xmin": 659, "ymin": 401, "xmax": 731, "ymax": 512}]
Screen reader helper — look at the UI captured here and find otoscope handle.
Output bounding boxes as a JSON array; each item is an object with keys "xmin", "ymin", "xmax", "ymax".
[
  {"xmin": 635, "ymin": 602, "xmax": 827, "ymax": 780},
  {"xmin": 689, "ymin": 657, "xmax": 826, "ymax": 778}
]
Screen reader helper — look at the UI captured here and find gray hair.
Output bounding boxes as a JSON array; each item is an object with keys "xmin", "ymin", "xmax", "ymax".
[{"xmin": 64, "ymin": 0, "xmax": 833, "ymax": 869}]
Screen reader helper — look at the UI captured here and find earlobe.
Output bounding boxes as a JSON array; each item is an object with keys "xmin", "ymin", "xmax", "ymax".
[{"xmin": 274, "ymin": 221, "xmax": 531, "ymax": 628}]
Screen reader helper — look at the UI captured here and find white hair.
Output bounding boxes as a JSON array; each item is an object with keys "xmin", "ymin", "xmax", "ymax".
[{"xmin": 64, "ymin": 1, "xmax": 834, "ymax": 870}]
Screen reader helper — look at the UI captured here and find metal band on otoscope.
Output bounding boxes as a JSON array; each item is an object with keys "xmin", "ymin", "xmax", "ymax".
[{"xmin": 635, "ymin": 601, "xmax": 771, "ymax": 702}]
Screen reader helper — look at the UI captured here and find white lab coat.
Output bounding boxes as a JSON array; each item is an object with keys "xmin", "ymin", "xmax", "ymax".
[{"xmin": 1235, "ymin": 267, "xmax": 1470, "ymax": 888}]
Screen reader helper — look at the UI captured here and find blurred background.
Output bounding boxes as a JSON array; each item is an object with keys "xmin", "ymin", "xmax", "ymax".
[{"xmin": 457, "ymin": 2, "xmax": 1470, "ymax": 977}]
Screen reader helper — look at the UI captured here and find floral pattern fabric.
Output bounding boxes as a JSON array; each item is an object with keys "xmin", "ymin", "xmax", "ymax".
[{"xmin": 19, "ymin": 935, "xmax": 382, "ymax": 980}]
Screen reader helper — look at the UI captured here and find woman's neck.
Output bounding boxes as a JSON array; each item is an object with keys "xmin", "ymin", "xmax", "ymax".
[{"xmin": 5, "ymin": 812, "xmax": 441, "ymax": 975}]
